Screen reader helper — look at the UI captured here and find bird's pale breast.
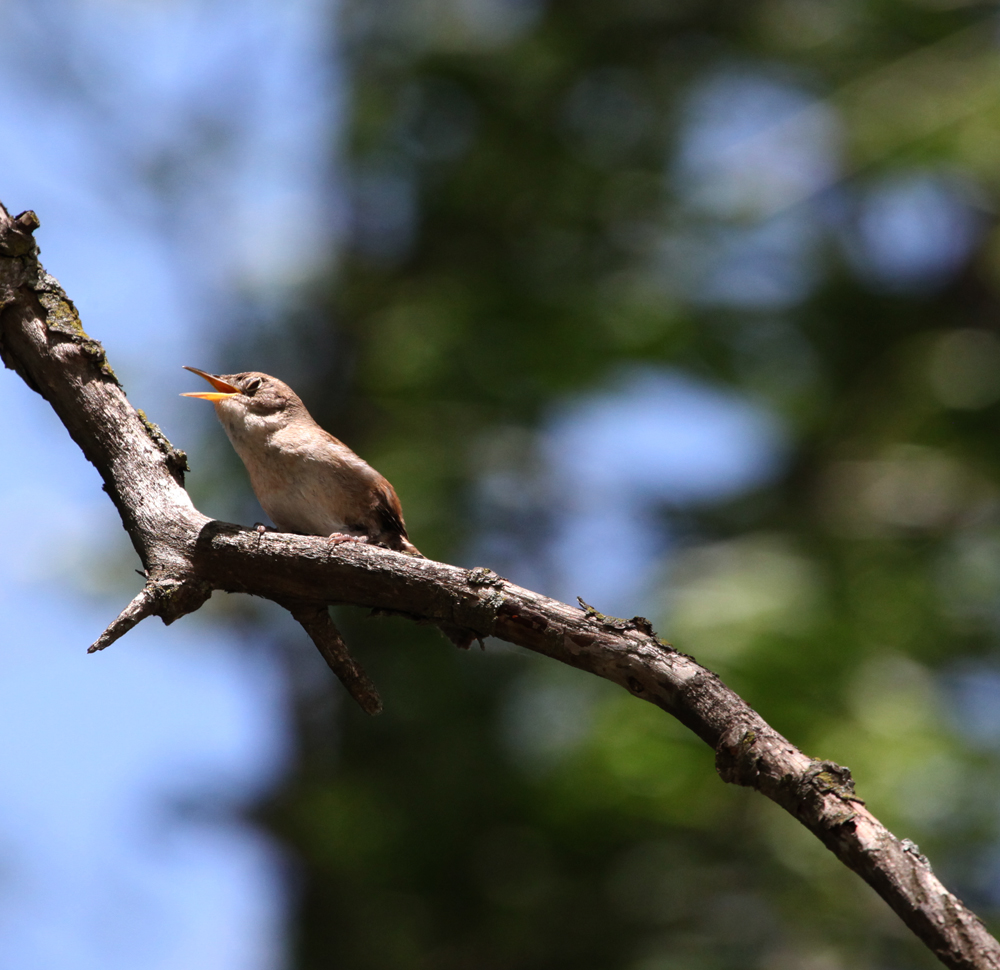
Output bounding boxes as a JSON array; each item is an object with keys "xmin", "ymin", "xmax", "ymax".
[{"xmin": 218, "ymin": 404, "xmax": 375, "ymax": 536}]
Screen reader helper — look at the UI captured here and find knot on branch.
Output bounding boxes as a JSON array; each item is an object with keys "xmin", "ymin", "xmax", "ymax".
[
  {"xmin": 900, "ymin": 838, "xmax": 931, "ymax": 869},
  {"xmin": 718, "ymin": 732, "xmax": 866, "ymax": 830},
  {"xmin": 715, "ymin": 723, "xmax": 765, "ymax": 787},
  {"xmin": 576, "ymin": 596, "xmax": 671, "ymax": 646},
  {"xmin": 447, "ymin": 567, "xmax": 511, "ymax": 648},
  {"xmin": 797, "ymin": 760, "xmax": 866, "ymax": 827},
  {"xmin": 803, "ymin": 760, "xmax": 861, "ymax": 802},
  {"xmin": 0, "ymin": 207, "xmax": 39, "ymax": 316},
  {"xmin": 88, "ymin": 578, "xmax": 212, "ymax": 653},
  {"xmin": 384, "ymin": 566, "xmax": 514, "ymax": 651},
  {"xmin": 0, "ymin": 207, "xmax": 39, "ymax": 257},
  {"xmin": 466, "ymin": 566, "xmax": 504, "ymax": 588}
]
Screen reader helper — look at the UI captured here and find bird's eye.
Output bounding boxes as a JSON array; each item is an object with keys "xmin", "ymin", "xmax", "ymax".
[{"xmin": 244, "ymin": 377, "xmax": 262, "ymax": 395}]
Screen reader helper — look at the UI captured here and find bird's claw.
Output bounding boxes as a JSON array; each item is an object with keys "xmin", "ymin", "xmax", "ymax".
[{"xmin": 328, "ymin": 532, "xmax": 365, "ymax": 546}]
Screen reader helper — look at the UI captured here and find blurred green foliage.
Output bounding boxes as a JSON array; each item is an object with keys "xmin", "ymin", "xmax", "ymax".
[{"xmin": 233, "ymin": 0, "xmax": 1000, "ymax": 966}]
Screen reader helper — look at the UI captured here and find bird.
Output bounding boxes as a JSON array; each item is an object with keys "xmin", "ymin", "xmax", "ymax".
[{"xmin": 181, "ymin": 366, "xmax": 423, "ymax": 557}]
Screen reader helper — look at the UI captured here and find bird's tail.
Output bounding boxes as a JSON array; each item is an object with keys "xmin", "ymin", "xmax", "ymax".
[{"xmin": 398, "ymin": 537, "xmax": 424, "ymax": 558}]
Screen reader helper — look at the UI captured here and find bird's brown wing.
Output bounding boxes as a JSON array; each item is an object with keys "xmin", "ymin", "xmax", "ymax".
[
  {"xmin": 366, "ymin": 479, "xmax": 423, "ymax": 556},
  {"xmin": 372, "ymin": 481, "xmax": 407, "ymax": 539}
]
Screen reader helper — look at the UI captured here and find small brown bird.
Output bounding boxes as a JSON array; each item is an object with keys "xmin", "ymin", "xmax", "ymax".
[{"xmin": 182, "ymin": 367, "xmax": 422, "ymax": 556}]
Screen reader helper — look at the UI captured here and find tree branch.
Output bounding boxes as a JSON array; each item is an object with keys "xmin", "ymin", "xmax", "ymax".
[
  {"xmin": 282, "ymin": 600, "xmax": 383, "ymax": 715},
  {"xmin": 1, "ymin": 199, "xmax": 997, "ymax": 970}
]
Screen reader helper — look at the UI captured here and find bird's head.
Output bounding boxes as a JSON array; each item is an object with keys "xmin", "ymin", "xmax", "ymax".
[{"xmin": 181, "ymin": 367, "xmax": 304, "ymax": 423}]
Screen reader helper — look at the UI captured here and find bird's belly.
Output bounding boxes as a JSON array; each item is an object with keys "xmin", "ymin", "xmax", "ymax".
[
  {"xmin": 263, "ymin": 494, "xmax": 350, "ymax": 535},
  {"xmin": 247, "ymin": 455, "xmax": 356, "ymax": 536}
]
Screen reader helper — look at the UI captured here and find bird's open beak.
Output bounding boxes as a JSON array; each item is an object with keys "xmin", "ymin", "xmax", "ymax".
[{"xmin": 180, "ymin": 366, "xmax": 241, "ymax": 401}]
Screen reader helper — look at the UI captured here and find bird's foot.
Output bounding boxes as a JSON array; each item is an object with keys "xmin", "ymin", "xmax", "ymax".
[{"xmin": 328, "ymin": 532, "xmax": 366, "ymax": 546}]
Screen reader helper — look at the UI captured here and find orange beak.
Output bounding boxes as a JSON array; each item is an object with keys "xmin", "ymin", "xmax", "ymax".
[{"xmin": 181, "ymin": 366, "xmax": 241, "ymax": 402}]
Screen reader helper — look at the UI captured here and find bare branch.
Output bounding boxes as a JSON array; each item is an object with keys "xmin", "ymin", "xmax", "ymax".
[
  {"xmin": 2, "ymin": 199, "xmax": 998, "ymax": 970},
  {"xmin": 87, "ymin": 578, "xmax": 213, "ymax": 653},
  {"xmin": 285, "ymin": 601, "xmax": 383, "ymax": 715},
  {"xmin": 87, "ymin": 584, "xmax": 159, "ymax": 652}
]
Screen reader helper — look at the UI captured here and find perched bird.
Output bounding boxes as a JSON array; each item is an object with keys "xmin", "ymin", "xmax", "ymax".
[{"xmin": 182, "ymin": 367, "xmax": 422, "ymax": 556}]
